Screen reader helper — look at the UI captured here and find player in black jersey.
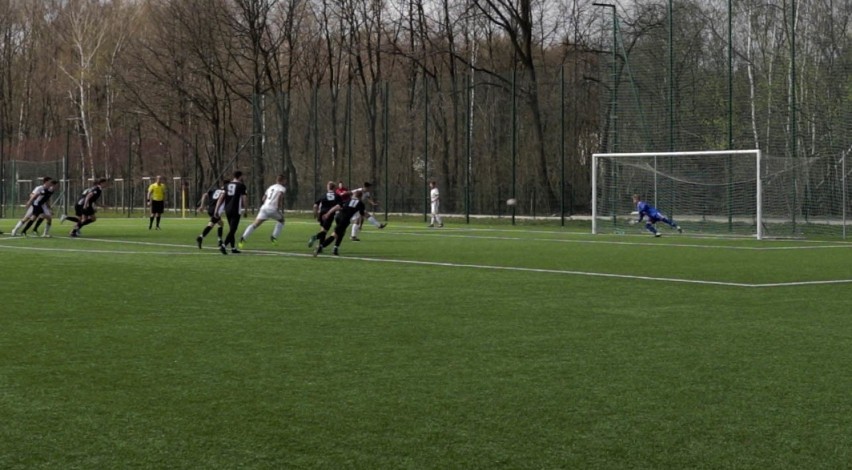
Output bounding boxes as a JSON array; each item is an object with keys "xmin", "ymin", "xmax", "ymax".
[
  {"xmin": 313, "ymin": 189, "xmax": 366, "ymax": 256},
  {"xmin": 62, "ymin": 178, "xmax": 108, "ymax": 237},
  {"xmin": 308, "ymin": 181, "xmax": 344, "ymax": 249},
  {"xmin": 195, "ymin": 179, "xmax": 227, "ymax": 249},
  {"xmin": 213, "ymin": 171, "xmax": 248, "ymax": 254},
  {"xmin": 11, "ymin": 177, "xmax": 56, "ymax": 237}
]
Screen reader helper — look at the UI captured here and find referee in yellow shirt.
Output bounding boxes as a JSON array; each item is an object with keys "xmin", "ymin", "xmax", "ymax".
[{"xmin": 147, "ymin": 175, "xmax": 167, "ymax": 230}]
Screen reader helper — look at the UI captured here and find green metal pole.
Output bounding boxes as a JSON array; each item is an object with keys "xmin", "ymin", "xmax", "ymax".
[
  {"xmin": 465, "ymin": 72, "xmax": 471, "ymax": 224},
  {"xmin": 0, "ymin": 116, "xmax": 4, "ymax": 219},
  {"xmin": 347, "ymin": 82, "xmax": 353, "ymax": 187},
  {"xmin": 668, "ymin": 0, "xmax": 674, "ymax": 153},
  {"xmin": 727, "ymin": 0, "xmax": 734, "ymax": 232},
  {"xmin": 127, "ymin": 131, "xmax": 133, "ymax": 216},
  {"xmin": 511, "ymin": 67, "xmax": 517, "ymax": 226},
  {"xmin": 560, "ymin": 65, "xmax": 566, "ymax": 227},
  {"xmin": 64, "ymin": 127, "xmax": 71, "ymax": 215},
  {"xmin": 313, "ymin": 86, "xmax": 319, "ymax": 198},
  {"xmin": 668, "ymin": 0, "xmax": 675, "ymax": 217},
  {"xmin": 424, "ymin": 80, "xmax": 429, "ymax": 223},
  {"xmin": 790, "ymin": 0, "xmax": 798, "ymax": 231},
  {"xmin": 383, "ymin": 81, "xmax": 389, "ymax": 221},
  {"xmin": 194, "ymin": 133, "xmax": 199, "ymax": 215}
]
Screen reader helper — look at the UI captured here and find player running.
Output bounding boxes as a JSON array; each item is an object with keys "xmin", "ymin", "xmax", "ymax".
[
  {"xmin": 313, "ymin": 189, "xmax": 367, "ymax": 256},
  {"xmin": 239, "ymin": 174, "xmax": 287, "ymax": 249},
  {"xmin": 308, "ymin": 181, "xmax": 344, "ymax": 250},
  {"xmin": 11, "ymin": 177, "xmax": 56, "ymax": 237},
  {"xmin": 349, "ymin": 182, "xmax": 386, "ymax": 241},
  {"xmin": 195, "ymin": 179, "xmax": 227, "ymax": 249},
  {"xmin": 213, "ymin": 171, "xmax": 248, "ymax": 254},
  {"xmin": 62, "ymin": 178, "xmax": 108, "ymax": 237},
  {"xmin": 632, "ymin": 194, "xmax": 683, "ymax": 237}
]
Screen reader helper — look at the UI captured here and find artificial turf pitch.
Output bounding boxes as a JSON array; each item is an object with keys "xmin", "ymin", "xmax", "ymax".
[{"xmin": 1, "ymin": 216, "xmax": 851, "ymax": 468}]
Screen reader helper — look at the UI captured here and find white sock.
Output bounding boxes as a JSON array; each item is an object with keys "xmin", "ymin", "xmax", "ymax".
[
  {"xmin": 368, "ymin": 215, "xmax": 381, "ymax": 228},
  {"xmin": 44, "ymin": 223, "xmax": 51, "ymax": 235},
  {"xmin": 272, "ymin": 221, "xmax": 284, "ymax": 239},
  {"xmin": 352, "ymin": 224, "xmax": 361, "ymax": 238},
  {"xmin": 242, "ymin": 224, "xmax": 256, "ymax": 240},
  {"xmin": 12, "ymin": 221, "xmax": 23, "ymax": 233}
]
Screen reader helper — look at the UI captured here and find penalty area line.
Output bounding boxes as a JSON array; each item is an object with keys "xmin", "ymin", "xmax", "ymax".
[{"xmin": 326, "ymin": 255, "xmax": 852, "ymax": 288}]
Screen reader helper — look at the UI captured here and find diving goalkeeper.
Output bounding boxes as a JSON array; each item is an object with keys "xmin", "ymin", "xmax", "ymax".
[{"xmin": 632, "ymin": 194, "xmax": 683, "ymax": 237}]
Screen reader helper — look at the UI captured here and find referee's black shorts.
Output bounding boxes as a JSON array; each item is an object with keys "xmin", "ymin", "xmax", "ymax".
[{"xmin": 151, "ymin": 200, "xmax": 165, "ymax": 214}]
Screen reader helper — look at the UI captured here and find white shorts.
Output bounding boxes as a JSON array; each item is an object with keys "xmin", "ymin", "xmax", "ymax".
[
  {"xmin": 256, "ymin": 207, "xmax": 284, "ymax": 222},
  {"xmin": 431, "ymin": 202, "xmax": 440, "ymax": 214}
]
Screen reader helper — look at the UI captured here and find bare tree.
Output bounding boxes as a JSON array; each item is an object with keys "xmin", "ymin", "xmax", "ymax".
[{"xmin": 471, "ymin": 0, "xmax": 558, "ymax": 209}]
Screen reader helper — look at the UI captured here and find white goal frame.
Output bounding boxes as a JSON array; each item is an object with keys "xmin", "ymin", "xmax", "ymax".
[{"xmin": 592, "ymin": 149, "xmax": 763, "ymax": 239}]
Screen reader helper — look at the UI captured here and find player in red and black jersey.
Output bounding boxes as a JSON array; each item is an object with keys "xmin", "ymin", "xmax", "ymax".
[
  {"xmin": 335, "ymin": 180, "xmax": 351, "ymax": 203},
  {"xmin": 213, "ymin": 171, "xmax": 248, "ymax": 254},
  {"xmin": 63, "ymin": 178, "xmax": 108, "ymax": 237},
  {"xmin": 308, "ymin": 181, "xmax": 344, "ymax": 249},
  {"xmin": 313, "ymin": 189, "xmax": 366, "ymax": 257}
]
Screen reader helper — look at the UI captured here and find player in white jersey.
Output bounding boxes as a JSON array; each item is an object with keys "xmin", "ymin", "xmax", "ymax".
[
  {"xmin": 349, "ymin": 181, "xmax": 387, "ymax": 241},
  {"xmin": 429, "ymin": 180, "xmax": 443, "ymax": 227},
  {"xmin": 11, "ymin": 177, "xmax": 56, "ymax": 237},
  {"xmin": 239, "ymin": 174, "xmax": 287, "ymax": 249}
]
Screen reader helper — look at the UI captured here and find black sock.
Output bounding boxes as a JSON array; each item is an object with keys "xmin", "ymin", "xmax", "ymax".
[
  {"xmin": 217, "ymin": 226, "xmax": 223, "ymax": 238},
  {"xmin": 317, "ymin": 232, "xmax": 326, "ymax": 243},
  {"xmin": 202, "ymin": 226, "xmax": 212, "ymax": 237},
  {"xmin": 34, "ymin": 219, "xmax": 44, "ymax": 231},
  {"xmin": 149, "ymin": 216, "xmax": 154, "ymax": 228},
  {"xmin": 66, "ymin": 216, "xmax": 80, "ymax": 223},
  {"xmin": 81, "ymin": 219, "xmax": 94, "ymax": 227},
  {"xmin": 22, "ymin": 219, "xmax": 35, "ymax": 233},
  {"xmin": 156, "ymin": 215, "xmax": 161, "ymax": 227}
]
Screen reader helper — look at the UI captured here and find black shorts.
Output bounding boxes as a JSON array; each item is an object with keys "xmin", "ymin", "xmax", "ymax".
[
  {"xmin": 74, "ymin": 204, "xmax": 96, "ymax": 217},
  {"xmin": 31, "ymin": 205, "xmax": 46, "ymax": 217},
  {"xmin": 333, "ymin": 215, "xmax": 352, "ymax": 238},
  {"xmin": 151, "ymin": 200, "xmax": 165, "ymax": 214},
  {"xmin": 318, "ymin": 213, "xmax": 334, "ymax": 231}
]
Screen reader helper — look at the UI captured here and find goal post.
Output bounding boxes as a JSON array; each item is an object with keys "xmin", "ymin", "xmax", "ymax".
[{"xmin": 592, "ymin": 150, "xmax": 765, "ymax": 239}]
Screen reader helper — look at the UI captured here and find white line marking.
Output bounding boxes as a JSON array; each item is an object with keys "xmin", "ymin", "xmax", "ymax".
[
  {"xmin": 392, "ymin": 230, "xmax": 852, "ymax": 251},
  {"xmin": 2, "ymin": 237, "xmax": 849, "ymax": 288}
]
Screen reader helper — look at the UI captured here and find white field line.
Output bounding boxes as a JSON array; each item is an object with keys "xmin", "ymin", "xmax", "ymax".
[
  {"xmin": 392, "ymin": 229, "xmax": 852, "ymax": 251},
  {"xmin": 2, "ymin": 237, "xmax": 850, "ymax": 289}
]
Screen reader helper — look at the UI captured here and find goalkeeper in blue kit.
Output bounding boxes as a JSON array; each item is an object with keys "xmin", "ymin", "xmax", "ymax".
[{"xmin": 632, "ymin": 194, "xmax": 683, "ymax": 237}]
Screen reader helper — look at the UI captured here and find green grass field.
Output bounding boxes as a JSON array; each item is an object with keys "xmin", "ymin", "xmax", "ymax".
[{"xmin": 1, "ymin": 215, "xmax": 851, "ymax": 468}]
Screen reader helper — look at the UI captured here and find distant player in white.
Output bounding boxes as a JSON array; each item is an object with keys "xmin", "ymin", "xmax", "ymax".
[
  {"xmin": 239, "ymin": 174, "xmax": 286, "ymax": 248},
  {"xmin": 429, "ymin": 180, "xmax": 443, "ymax": 227},
  {"xmin": 349, "ymin": 181, "xmax": 387, "ymax": 241}
]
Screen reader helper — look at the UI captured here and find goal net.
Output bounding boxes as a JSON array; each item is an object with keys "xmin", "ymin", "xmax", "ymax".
[{"xmin": 592, "ymin": 150, "xmax": 850, "ymax": 239}]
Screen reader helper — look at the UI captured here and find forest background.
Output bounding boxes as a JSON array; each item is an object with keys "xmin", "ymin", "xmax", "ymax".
[{"xmin": 0, "ymin": 0, "xmax": 849, "ymax": 218}]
